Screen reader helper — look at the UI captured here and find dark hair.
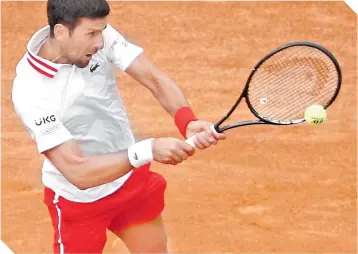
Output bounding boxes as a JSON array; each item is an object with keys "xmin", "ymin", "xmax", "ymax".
[{"xmin": 47, "ymin": 0, "xmax": 110, "ymax": 36}]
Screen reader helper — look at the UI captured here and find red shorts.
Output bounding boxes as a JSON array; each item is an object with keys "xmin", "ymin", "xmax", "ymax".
[{"xmin": 43, "ymin": 164, "xmax": 166, "ymax": 254}]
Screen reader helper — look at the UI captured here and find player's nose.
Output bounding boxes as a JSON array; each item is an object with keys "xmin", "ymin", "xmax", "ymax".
[{"xmin": 94, "ymin": 34, "xmax": 104, "ymax": 51}]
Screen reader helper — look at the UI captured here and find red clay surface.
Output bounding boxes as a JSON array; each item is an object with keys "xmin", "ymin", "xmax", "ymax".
[{"xmin": 1, "ymin": 1, "xmax": 357, "ymax": 253}]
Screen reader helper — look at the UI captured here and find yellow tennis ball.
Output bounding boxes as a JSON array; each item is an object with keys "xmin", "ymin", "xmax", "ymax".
[{"xmin": 304, "ymin": 104, "xmax": 327, "ymax": 125}]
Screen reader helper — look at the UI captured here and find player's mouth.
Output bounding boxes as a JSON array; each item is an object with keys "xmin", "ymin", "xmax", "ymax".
[{"xmin": 85, "ymin": 51, "xmax": 98, "ymax": 60}]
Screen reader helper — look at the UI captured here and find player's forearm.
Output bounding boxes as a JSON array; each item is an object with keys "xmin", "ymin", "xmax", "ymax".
[
  {"xmin": 125, "ymin": 54, "xmax": 197, "ymax": 137},
  {"xmin": 64, "ymin": 151, "xmax": 133, "ymax": 190},
  {"xmin": 150, "ymin": 72, "xmax": 190, "ymax": 117}
]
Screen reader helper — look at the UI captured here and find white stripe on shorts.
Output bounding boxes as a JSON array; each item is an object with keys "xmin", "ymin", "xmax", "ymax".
[{"xmin": 53, "ymin": 193, "xmax": 65, "ymax": 254}]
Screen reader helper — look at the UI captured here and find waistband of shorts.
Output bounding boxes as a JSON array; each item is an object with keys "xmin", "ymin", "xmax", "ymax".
[{"xmin": 43, "ymin": 163, "xmax": 152, "ymax": 205}]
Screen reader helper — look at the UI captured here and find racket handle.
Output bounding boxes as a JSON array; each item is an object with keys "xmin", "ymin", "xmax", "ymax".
[
  {"xmin": 185, "ymin": 136, "xmax": 196, "ymax": 147},
  {"xmin": 185, "ymin": 125, "xmax": 218, "ymax": 148}
]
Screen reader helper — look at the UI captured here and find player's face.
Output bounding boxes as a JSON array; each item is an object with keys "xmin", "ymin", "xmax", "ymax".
[{"xmin": 63, "ymin": 18, "xmax": 107, "ymax": 68}]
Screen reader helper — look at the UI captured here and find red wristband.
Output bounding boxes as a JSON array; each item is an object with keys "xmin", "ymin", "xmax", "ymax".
[{"xmin": 174, "ymin": 107, "xmax": 198, "ymax": 138}]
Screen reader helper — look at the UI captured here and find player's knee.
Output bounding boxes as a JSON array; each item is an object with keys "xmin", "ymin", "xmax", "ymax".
[
  {"xmin": 147, "ymin": 233, "xmax": 168, "ymax": 253},
  {"xmin": 126, "ymin": 229, "xmax": 168, "ymax": 253}
]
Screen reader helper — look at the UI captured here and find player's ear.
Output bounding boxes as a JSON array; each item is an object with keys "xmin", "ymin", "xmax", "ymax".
[{"xmin": 54, "ymin": 24, "xmax": 70, "ymax": 41}]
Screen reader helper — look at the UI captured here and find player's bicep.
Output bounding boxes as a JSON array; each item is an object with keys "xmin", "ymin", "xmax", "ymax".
[
  {"xmin": 43, "ymin": 139, "xmax": 85, "ymax": 184},
  {"xmin": 124, "ymin": 53, "xmax": 160, "ymax": 92},
  {"xmin": 13, "ymin": 103, "xmax": 84, "ymax": 180}
]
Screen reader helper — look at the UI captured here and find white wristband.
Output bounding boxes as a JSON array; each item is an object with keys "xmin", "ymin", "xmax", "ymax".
[{"xmin": 127, "ymin": 138, "xmax": 154, "ymax": 168}]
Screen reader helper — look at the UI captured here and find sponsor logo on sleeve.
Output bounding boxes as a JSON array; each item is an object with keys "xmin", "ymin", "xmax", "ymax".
[
  {"xmin": 40, "ymin": 124, "xmax": 61, "ymax": 136},
  {"xmin": 34, "ymin": 115, "xmax": 56, "ymax": 126},
  {"xmin": 111, "ymin": 34, "xmax": 129, "ymax": 50}
]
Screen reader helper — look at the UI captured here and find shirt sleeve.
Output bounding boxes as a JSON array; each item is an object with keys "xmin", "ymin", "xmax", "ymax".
[
  {"xmin": 13, "ymin": 102, "xmax": 73, "ymax": 153},
  {"xmin": 102, "ymin": 24, "xmax": 144, "ymax": 71}
]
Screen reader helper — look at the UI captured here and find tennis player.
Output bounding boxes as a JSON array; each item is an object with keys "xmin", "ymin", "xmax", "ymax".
[{"xmin": 12, "ymin": 0, "xmax": 226, "ymax": 253}]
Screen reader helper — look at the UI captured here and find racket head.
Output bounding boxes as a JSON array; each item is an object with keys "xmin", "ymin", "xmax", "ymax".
[{"xmin": 244, "ymin": 41, "xmax": 342, "ymax": 125}]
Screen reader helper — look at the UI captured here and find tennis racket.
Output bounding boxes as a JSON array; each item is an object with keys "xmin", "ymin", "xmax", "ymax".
[{"xmin": 185, "ymin": 41, "xmax": 342, "ymax": 147}]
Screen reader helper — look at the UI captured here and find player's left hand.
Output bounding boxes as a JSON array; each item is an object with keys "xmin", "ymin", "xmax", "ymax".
[{"xmin": 185, "ymin": 120, "xmax": 226, "ymax": 149}]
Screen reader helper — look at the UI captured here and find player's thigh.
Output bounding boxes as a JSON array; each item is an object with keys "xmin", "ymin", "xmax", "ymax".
[
  {"xmin": 108, "ymin": 170, "xmax": 167, "ymax": 232},
  {"xmin": 44, "ymin": 188, "xmax": 110, "ymax": 254},
  {"xmin": 112, "ymin": 215, "xmax": 168, "ymax": 253},
  {"xmin": 108, "ymin": 171, "xmax": 168, "ymax": 252}
]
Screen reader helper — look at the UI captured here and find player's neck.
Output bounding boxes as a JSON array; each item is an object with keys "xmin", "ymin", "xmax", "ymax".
[{"xmin": 37, "ymin": 38, "xmax": 72, "ymax": 65}]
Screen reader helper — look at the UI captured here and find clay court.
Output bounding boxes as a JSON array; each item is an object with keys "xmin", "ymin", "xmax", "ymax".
[{"xmin": 1, "ymin": 1, "xmax": 357, "ymax": 253}]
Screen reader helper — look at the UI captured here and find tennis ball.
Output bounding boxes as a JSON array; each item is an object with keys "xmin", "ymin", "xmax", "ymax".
[{"xmin": 304, "ymin": 104, "xmax": 327, "ymax": 125}]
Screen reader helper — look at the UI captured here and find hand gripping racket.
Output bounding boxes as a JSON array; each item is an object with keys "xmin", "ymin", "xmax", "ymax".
[{"xmin": 185, "ymin": 41, "xmax": 342, "ymax": 147}]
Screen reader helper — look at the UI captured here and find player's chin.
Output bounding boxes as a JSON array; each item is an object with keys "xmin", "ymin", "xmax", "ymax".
[{"xmin": 74, "ymin": 59, "xmax": 91, "ymax": 68}]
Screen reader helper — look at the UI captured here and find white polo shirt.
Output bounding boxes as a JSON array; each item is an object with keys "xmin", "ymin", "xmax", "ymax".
[{"xmin": 12, "ymin": 24, "xmax": 144, "ymax": 203}]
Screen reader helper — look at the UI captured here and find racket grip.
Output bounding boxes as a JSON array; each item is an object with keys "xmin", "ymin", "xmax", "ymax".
[
  {"xmin": 185, "ymin": 136, "xmax": 196, "ymax": 147},
  {"xmin": 184, "ymin": 125, "xmax": 218, "ymax": 148}
]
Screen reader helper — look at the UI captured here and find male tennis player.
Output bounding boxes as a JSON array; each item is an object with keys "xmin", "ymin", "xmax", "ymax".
[{"xmin": 11, "ymin": 0, "xmax": 225, "ymax": 253}]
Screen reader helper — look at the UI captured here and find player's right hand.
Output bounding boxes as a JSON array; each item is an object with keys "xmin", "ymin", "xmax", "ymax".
[{"xmin": 152, "ymin": 138, "xmax": 195, "ymax": 165}]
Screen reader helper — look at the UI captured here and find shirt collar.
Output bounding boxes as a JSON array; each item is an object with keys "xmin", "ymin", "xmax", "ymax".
[{"xmin": 26, "ymin": 26, "xmax": 68, "ymax": 79}]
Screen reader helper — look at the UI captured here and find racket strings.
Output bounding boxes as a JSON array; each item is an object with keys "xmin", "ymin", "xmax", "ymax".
[
  {"xmin": 252, "ymin": 63, "xmax": 337, "ymax": 119},
  {"xmin": 250, "ymin": 66, "xmax": 320, "ymax": 118},
  {"xmin": 269, "ymin": 86, "xmax": 337, "ymax": 120},
  {"xmin": 260, "ymin": 47, "xmax": 335, "ymax": 95},
  {"xmin": 252, "ymin": 70, "xmax": 337, "ymax": 121},
  {"xmin": 252, "ymin": 49, "xmax": 321, "ymax": 101},
  {"xmin": 276, "ymin": 88, "xmax": 338, "ymax": 120},
  {"xmin": 247, "ymin": 46, "xmax": 339, "ymax": 122},
  {"xmin": 273, "ymin": 55, "xmax": 329, "ymax": 94}
]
